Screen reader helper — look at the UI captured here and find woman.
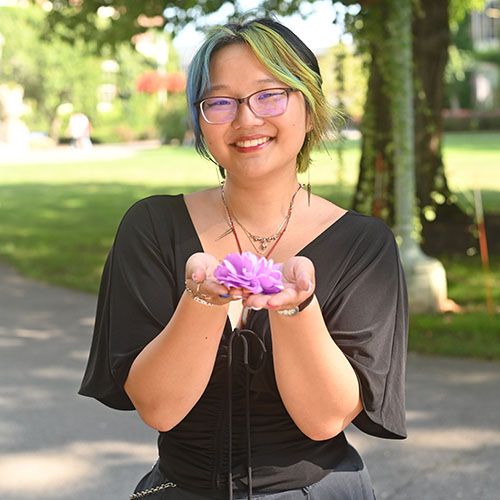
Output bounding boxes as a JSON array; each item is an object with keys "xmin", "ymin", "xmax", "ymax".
[{"xmin": 79, "ymin": 17, "xmax": 408, "ymax": 500}]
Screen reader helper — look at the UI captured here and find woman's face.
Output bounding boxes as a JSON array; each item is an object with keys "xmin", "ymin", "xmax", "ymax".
[{"xmin": 200, "ymin": 43, "xmax": 310, "ymax": 181}]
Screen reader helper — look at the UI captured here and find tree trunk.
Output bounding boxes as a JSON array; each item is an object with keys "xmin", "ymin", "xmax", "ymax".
[
  {"xmin": 352, "ymin": 0, "xmax": 474, "ymax": 255},
  {"xmin": 353, "ymin": 3, "xmax": 395, "ymax": 223},
  {"xmin": 354, "ymin": 41, "xmax": 394, "ymax": 222},
  {"xmin": 412, "ymin": 0, "xmax": 474, "ymax": 255}
]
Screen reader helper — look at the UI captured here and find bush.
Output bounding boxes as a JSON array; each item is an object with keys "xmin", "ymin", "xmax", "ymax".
[
  {"xmin": 156, "ymin": 93, "xmax": 190, "ymax": 144},
  {"xmin": 90, "ymin": 93, "xmax": 161, "ymax": 143}
]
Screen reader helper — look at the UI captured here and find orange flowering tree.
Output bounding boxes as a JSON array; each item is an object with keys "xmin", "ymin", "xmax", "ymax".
[{"xmin": 135, "ymin": 71, "xmax": 186, "ymax": 94}]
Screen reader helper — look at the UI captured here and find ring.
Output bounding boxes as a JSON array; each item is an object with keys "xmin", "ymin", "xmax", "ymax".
[
  {"xmin": 185, "ymin": 281, "xmax": 215, "ymax": 307},
  {"xmin": 195, "ymin": 281, "xmax": 212, "ymax": 300}
]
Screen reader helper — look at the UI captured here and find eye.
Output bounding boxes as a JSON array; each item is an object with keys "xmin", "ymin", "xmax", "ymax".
[
  {"xmin": 257, "ymin": 90, "xmax": 284, "ymax": 101},
  {"xmin": 205, "ymin": 98, "xmax": 233, "ymax": 108}
]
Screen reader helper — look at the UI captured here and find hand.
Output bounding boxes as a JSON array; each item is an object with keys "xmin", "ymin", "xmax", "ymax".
[
  {"xmin": 185, "ymin": 252, "xmax": 244, "ymax": 305},
  {"xmin": 242, "ymin": 256, "xmax": 315, "ymax": 310}
]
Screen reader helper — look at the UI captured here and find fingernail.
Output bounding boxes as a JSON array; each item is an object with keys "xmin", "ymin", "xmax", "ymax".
[
  {"xmin": 268, "ymin": 304, "xmax": 276, "ymax": 309},
  {"xmin": 306, "ymin": 280, "xmax": 313, "ymax": 293},
  {"xmin": 251, "ymin": 306, "xmax": 262, "ymax": 311},
  {"xmin": 219, "ymin": 294, "xmax": 229, "ymax": 298},
  {"xmin": 192, "ymin": 273, "xmax": 198, "ymax": 283},
  {"xmin": 232, "ymin": 295, "xmax": 243, "ymax": 300}
]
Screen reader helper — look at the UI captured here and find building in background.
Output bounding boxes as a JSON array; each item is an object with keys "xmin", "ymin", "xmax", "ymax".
[{"xmin": 470, "ymin": 1, "xmax": 500, "ymax": 109}]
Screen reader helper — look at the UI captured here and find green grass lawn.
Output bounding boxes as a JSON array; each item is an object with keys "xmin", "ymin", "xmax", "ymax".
[
  {"xmin": 442, "ymin": 132, "xmax": 500, "ymax": 215},
  {"xmin": 1, "ymin": 131, "xmax": 499, "ymax": 358},
  {"xmin": 408, "ymin": 254, "xmax": 500, "ymax": 359}
]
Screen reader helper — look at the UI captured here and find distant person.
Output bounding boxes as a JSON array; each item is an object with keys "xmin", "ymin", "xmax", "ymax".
[
  {"xmin": 79, "ymin": 17, "xmax": 408, "ymax": 500},
  {"xmin": 68, "ymin": 112, "xmax": 92, "ymax": 150}
]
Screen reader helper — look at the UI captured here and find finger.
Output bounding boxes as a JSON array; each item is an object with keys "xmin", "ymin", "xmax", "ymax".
[
  {"xmin": 228, "ymin": 288, "xmax": 244, "ymax": 300},
  {"xmin": 202, "ymin": 279, "xmax": 230, "ymax": 297},
  {"xmin": 297, "ymin": 274, "xmax": 313, "ymax": 293},
  {"xmin": 265, "ymin": 289, "xmax": 297, "ymax": 309},
  {"xmin": 283, "ymin": 258, "xmax": 314, "ymax": 290},
  {"xmin": 186, "ymin": 278, "xmax": 232, "ymax": 306},
  {"xmin": 191, "ymin": 267, "xmax": 207, "ymax": 284},
  {"xmin": 185, "ymin": 253, "xmax": 209, "ymax": 281},
  {"xmin": 242, "ymin": 294, "xmax": 270, "ymax": 310},
  {"xmin": 294, "ymin": 261, "xmax": 314, "ymax": 288}
]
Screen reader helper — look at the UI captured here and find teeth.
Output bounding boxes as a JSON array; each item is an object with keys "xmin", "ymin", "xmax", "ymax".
[{"xmin": 235, "ymin": 137, "xmax": 270, "ymax": 148}]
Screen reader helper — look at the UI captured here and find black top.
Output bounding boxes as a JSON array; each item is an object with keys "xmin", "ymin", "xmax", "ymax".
[{"xmin": 79, "ymin": 195, "xmax": 408, "ymax": 497}]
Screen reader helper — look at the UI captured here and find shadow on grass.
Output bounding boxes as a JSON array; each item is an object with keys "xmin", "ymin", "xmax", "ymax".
[
  {"xmin": 0, "ymin": 182, "xmax": 355, "ymax": 294},
  {"xmin": 409, "ymin": 313, "xmax": 500, "ymax": 359},
  {"xmin": 0, "ymin": 183, "xmax": 211, "ymax": 293}
]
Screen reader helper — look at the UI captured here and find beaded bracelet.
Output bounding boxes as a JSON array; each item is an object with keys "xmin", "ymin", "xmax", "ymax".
[{"xmin": 184, "ymin": 281, "xmax": 216, "ymax": 307}]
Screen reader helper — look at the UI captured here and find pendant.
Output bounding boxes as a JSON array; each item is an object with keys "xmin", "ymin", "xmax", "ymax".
[{"xmin": 215, "ymin": 227, "xmax": 233, "ymax": 241}]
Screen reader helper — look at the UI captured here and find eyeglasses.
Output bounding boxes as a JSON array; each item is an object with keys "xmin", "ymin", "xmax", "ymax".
[{"xmin": 197, "ymin": 87, "xmax": 294, "ymax": 124}]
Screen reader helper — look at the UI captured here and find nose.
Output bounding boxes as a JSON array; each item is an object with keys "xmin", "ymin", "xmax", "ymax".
[{"xmin": 231, "ymin": 101, "xmax": 265, "ymax": 128}]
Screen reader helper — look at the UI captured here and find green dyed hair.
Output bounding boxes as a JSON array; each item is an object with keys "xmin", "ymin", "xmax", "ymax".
[{"xmin": 187, "ymin": 17, "xmax": 336, "ymax": 173}]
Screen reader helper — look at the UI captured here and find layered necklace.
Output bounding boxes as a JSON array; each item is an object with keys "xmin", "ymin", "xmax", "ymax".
[{"xmin": 218, "ymin": 182, "xmax": 303, "ymax": 259}]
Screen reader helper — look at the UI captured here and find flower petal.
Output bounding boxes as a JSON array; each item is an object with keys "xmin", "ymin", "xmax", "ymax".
[{"xmin": 214, "ymin": 252, "xmax": 283, "ymax": 294}]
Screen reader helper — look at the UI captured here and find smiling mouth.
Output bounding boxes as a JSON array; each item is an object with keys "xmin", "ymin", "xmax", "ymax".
[{"xmin": 234, "ymin": 136, "xmax": 271, "ymax": 148}]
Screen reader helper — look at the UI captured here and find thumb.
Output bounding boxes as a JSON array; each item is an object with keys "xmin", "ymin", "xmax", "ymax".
[
  {"xmin": 296, "ymin": 271, "xmax": 313, "ymax": 293},
  {"xmin": 289, "ymin": 257, "xmax": 314, "ymax": 291}
]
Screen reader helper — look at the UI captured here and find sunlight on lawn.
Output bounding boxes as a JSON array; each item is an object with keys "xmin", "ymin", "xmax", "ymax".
[
  {"xmin": 0, "ymin": 132, "xmax": 499, "ymax": 356},
  {"xmin": 0, "ymin": 142, "xmax": 360, "ymax": 187},
  {"xmin": 444, "ymin": 150, "xmax": 500, "ymax": 192},
  {"xmin": 442, "ymin": 132, "xmax": 500, "ymax": 197},
  {"xmin": 1, "ymin": 133, "xmax": 497, "ymax": 196}
]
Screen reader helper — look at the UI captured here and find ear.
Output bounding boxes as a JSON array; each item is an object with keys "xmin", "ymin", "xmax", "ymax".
[{"xmin": 305, "ymin": 110, "xmax": 313, "ymax": 133}]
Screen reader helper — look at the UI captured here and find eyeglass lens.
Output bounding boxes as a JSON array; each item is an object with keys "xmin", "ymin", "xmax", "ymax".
[{"xmin": 201, "ymin": 89, "xmax": 289, "ymax": 124}]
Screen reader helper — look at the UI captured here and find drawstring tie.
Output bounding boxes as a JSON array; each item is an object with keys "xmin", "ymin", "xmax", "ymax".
[{"xmin": 227, "ymin": 328, "xmax": 267, "ymax": 500}]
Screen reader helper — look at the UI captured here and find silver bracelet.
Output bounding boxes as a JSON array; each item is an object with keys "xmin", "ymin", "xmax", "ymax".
[
  {"xmin": 277, "ymin": 293, "xmax": 315, "ymax": 317},
  {"xmin": 185, "ymin": 281, "xmax": 216, "ymax": 307},
  {"xmin": 130, "ymin": 481, "xmax": 176, "ymax": 499}
]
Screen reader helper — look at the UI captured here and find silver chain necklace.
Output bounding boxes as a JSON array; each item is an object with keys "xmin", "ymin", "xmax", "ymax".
[{"xmin": 218, "ymin": 182, "xmax": 303, "ymax": 254}]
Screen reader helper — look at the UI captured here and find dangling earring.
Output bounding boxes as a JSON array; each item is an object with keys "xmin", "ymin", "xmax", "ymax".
[
  {"xmin": 215, "ymin": 164, "xmax": 225, "ymax": 185},
  {"xmin": 305, "ymin": 133, "xmax": 312, "ymax": 207},
  {"xmin": 307, "ymin": 167, "xmax": 311, "ymax": 207}
]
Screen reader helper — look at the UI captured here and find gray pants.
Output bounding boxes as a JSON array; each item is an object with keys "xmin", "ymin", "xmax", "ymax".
[{"xmin": 131, "ymin": 445, "xmax": 375, "ymax": 500}]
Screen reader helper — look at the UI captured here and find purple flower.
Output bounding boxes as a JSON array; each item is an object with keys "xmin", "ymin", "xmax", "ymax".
[{"xmin": 214, "ymin": 252, "xmax": 283, "ymax": 295}]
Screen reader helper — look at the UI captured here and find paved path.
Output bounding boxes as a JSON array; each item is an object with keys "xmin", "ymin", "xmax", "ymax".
[{"xmin": 1, "ymin": 260, "xmax": 499, "ymax": 499}]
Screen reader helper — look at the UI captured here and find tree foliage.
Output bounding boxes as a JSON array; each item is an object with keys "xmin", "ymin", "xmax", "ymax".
[
  {"xmin": 43, "ymin": 0, "xmax": 331, "ymax": 52},
  {"xmin": 445, "ymin": 12, "xmax": 476, "ymax": 109},
  {"xmin": 1, "ymin": 4, "xmax": 178, "ymax": 142},
  {"xmin": 319, "ymin": 42, "xmax": 367, "ymax": 120},
  {"xmin": 449, "ymin": 0, "xmax": 489, "ymax": 23},
  {"xmin": 342, "ymin": 0, "xmax": 488, "ymax": 255},
  {"xmin": 45, "ymin": 0, "xmax": 224, "ymax": 50},
  {"xmin": 37, "ymin": 0, "xmax": 490, "ymax": 251},
  {"xmin": 0, "ymin": 5, "xmax": 102, "ymax": 135}
]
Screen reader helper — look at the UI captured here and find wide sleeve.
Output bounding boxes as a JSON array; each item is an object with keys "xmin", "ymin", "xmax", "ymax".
[
  {"xmin": 79, "ymin": 197, "xmax": 181, "ymax": 410},
  {"xmin": 321, "ymin": 216, "xmax": 408, "ymax": 439}
]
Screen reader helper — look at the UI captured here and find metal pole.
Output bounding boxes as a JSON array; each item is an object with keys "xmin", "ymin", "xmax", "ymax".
[
  {"xmin": 389, "ymin": 0, "xmax": 448, "ymax": 313},
  {"xmin": 474, "ymin": 188, "xmax": 495, "ymax": 316},
  {"xmin": 391, "ymin": 0, "xmax": 421, "ymax": 262}
]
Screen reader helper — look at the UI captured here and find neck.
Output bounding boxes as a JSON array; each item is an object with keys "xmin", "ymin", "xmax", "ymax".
[{"xmin": 222, "ymin": 173, "xmax": 303, "ymax": 232}]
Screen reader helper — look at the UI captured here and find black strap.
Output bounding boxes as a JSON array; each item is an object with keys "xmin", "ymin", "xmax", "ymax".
[
  {"xmin": 298, "ymin": 293, "xmax": 315, "ymax": 312},
  {"xmin": 227, "ymin": 328, "xmax": 267, "ymax": 500}
]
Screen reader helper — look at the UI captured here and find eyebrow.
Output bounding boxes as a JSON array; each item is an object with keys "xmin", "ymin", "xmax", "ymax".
[{"xmin": 208, "ymin": 78, "xmax": 281, "ymax": 92}]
